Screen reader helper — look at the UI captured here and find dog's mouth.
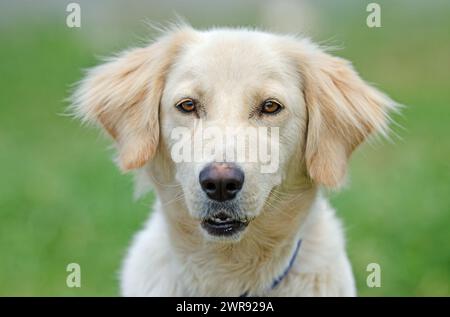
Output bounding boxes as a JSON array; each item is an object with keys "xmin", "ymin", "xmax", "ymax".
[{"xmin": 200, "ymin": 212, "xmax": 249, "ymax": 237}]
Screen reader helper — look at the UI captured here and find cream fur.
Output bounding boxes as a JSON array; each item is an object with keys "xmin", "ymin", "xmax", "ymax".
[{"xmin": 72, "ymin": 26, "xmax": 397, "ymax": 297}]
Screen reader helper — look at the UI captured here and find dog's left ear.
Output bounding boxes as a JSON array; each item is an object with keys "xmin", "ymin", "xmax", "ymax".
[
  {"xmin": 294, "ymin": 42, "xmax": 397, "ymax": 188},
  {"xmin": 71, "ymin": 28, "xmax": 194, "ymax": 171}
]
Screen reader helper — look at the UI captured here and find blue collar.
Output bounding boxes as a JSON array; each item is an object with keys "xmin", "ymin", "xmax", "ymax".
[{"xmin": 240, "ymin": 239, "xmax": 302, "ymax": 297}]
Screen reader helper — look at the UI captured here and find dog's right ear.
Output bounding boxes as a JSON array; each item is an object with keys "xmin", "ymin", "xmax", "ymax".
[{"xmin": 71, "ymin": 28, "xmax": 194, "ymax": 171}]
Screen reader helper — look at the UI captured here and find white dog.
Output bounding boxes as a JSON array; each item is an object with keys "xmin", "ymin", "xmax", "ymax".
[{"xmin": 72, "ymin": 25, "xmax": 396, "ymax": 296}]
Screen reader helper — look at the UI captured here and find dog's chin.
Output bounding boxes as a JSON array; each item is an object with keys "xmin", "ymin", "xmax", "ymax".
[{"xmin": 199, "ymin": 212, "xmax": 249, "ymax": 242}]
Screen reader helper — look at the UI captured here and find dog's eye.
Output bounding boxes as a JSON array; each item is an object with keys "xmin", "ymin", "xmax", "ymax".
[
  {"xmin": 260, "ymin": 99, "xmax": 283, "ymax": 115},
  {"xmin": 175, "ymin": 98, "xmax": 196, "ymax": 113}
]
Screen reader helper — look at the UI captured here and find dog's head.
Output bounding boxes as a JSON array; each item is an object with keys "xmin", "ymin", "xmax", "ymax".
[{"xmin": 72, "ymin": 26, "xmax": 396, "ymax": 241}]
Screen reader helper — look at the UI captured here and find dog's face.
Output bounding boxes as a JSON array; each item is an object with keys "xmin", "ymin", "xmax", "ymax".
[
  {"xmin": 72, "ymin": 27, "xmax": 395, "ymax": 241},
  {"xmin": 160, "ymin": 31, "xmax": 306, "ymax": 240}
]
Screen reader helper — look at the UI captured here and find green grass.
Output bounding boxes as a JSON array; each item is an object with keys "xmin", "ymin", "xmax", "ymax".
[
  {"xmin": 0, "ymin": 23, "xmax": 153, "ymax": 296},
  {"xmin": 0, "ymin": 2, "xmax": 449, "ymax": 296}
]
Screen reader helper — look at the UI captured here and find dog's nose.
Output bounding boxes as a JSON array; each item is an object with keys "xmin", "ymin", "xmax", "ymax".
[{"xmin": 199, "ymin": 163, "xmax": 244, "ymax": 202}]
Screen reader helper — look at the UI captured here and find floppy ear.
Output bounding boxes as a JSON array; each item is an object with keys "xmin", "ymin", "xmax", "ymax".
[
  {"xmin": 296, "ymin": 43, "xmax": 397, "ymax": 188},
  {"xmin": 71, "ymin": 28, "xmax": 193, "ymax": 171}
]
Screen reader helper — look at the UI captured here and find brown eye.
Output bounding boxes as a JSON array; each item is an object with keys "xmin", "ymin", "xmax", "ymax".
[
  {"xmin": 176, "ymin": 98, "xmax": 196, "ymax": 113},
  {"xmin": 261, "ymin": 99, "xmax": 283, "ymax": 115}
]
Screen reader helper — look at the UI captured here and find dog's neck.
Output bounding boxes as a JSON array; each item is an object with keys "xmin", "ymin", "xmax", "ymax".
[{"xmin": 149, "ymin": 168, "xmax": 319, "ymax": 295}]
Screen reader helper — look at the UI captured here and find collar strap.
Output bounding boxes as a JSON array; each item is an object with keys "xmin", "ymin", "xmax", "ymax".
[
  {"xmin": 270, "ymin": 239, "xmax": 302, "ymax": 290},
  {"xmin": 240, "ymin": 239, "xmax": 302, "ymax": 297}
]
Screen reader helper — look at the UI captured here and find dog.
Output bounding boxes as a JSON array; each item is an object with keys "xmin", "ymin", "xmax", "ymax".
[{"xmin": 71, "ymin": 25, "xmax": 397, "ymax": 296}]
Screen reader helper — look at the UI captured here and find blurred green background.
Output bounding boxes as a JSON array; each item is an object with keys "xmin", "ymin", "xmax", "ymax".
[{"xmin": 0, "ymin": 0, "xmax": 449, "ymax": 296}]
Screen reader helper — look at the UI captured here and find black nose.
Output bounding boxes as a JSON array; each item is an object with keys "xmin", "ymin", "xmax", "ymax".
[{"xmin": 199, "ymin": 163, "xmax": 244, "ymax": 202}]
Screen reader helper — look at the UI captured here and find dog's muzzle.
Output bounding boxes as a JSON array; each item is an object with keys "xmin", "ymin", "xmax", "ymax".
[{"xmin": 198, "ymin": 163, "xmax": 247, "ymax": 236}]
